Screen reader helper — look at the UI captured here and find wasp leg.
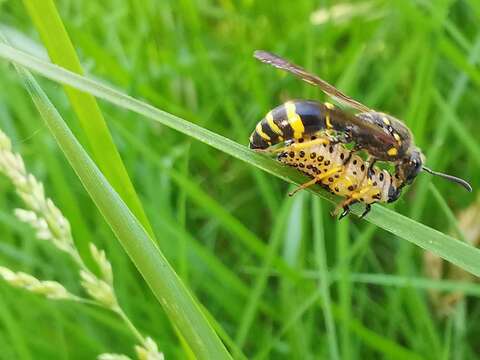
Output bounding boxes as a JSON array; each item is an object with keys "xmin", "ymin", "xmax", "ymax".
[
  {"xmin": 289, "ymin": 166, "xmax": 344, "ymax": 197},
  {"xmin": 342, "ymin": 151, "xmax": 353, "ymax": 165},
  {"xmin": 360, "ymin": 204, "xmax": 372, "ymax": 218},
  {"xmin": 367, "ymin": 158, "xmax": 377, "ymax": 178},
  {"xmin": 332, "ymin": 197, "xmax": 355, "ymax": 218},
  {"xmin": 338, "ymin": 206, "xmax": 351, "ymax": 220},
  {"xmin": 331, "ymin": 184, "xmax": 373, "ymax": 218},
  {"xmin": 269, "ymin": 137, "xmax": 330, "ymax": 154}
]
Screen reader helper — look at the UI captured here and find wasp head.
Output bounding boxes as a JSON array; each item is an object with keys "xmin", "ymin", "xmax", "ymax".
[{"xmin": 398, "ymin": 148, "xmax": 424, "ymax": 185}]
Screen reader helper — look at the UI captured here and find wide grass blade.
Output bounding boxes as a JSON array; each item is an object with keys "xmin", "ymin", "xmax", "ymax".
[
  {"xmin": 13, "ymin": 62, "xmax": 231, "ymax": 359},
  {"xmin": 21, "ymin": 0, "xmax": 154, "ymax": 237},
  {"xmin": 1, "ymin": 44, "xmax": 480, "ymax": 278}
]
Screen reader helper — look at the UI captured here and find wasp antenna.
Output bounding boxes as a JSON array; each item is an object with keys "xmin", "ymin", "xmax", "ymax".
[
  {"xmin": 254, "ymin": 50, "xmax": 281, "ymax": 66},
  {"xmin": 254, "ymin": 49, "xmax": 268, "ymax": 57},
  {"xmin": 422, "ymin": 166, "xmax": 473, "ymax": 192}
]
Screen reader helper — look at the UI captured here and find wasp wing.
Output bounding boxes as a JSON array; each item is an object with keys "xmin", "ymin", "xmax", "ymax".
[
  {"xmin": 324, "ymin": 104, "xmax": 399, "ymax": 147},
  {"xmin": 254, "ymin": 50, "xmax": 372, "ymax": 113}
]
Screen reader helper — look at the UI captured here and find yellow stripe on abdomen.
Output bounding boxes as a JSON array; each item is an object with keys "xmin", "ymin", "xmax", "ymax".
[
  {"xmin": 285, "ymin": 101, "xmax": 305, "ymax": 138},
  {"xmin": 266, "ymin": 111, "xmax": 284, "ymax": 141},
  {"xmin": 324, "ymin": 102, "xmax": 335, "ymax": 129},
  {"xmin": 255, "ymin": 122, "xmax": 271, "ymax": 144},
  {"xmin": 266, "ymin": 112, "xmax": 282, "ymax": 135}
]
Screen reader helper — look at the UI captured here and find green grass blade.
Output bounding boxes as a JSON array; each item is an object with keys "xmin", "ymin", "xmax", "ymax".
[
  {"xmin": 428, "ymin": 184, "xmax": 467, "ymax": 243},
  {"xmin": 1, "ymin": 44, "xmax": 480, "ymax": 278},
  {"xmin": 234, "ymin": 198, "xmax": 291, "ymax": 350},
  {"xmin": 255, "ymin": 289, "xmax": 424, "ymax": 360},
  {"xmin": 21, "ymin": 0, "xmax": 154, "ymax": 237},
  {"xmin": 312, "ymin": 199, "xmax": 340, "ymax": 360},
  {"xmin": 14, "ymin": 65, "xmax": 231, "ymax": 359},
  {"xmin": 330, "ymin": 304, "xmax": 424, "ymax": 360},
  {"xmin": 336, "ymin": 218, "xmax": 352, "ymax": 359},
  {"xmin": 432, "ymin": 90, "xmax": 480, "ymax": 167}
]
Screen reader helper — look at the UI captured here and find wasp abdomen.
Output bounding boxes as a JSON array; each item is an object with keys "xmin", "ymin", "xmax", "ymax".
[{"xmin": 249, "ymin": 100, "xmax": 335, "ymax": 149}]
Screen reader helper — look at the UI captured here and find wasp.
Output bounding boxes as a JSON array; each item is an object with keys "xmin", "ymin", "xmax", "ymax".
[{"xmin": 249, "ymin": 50, "xmax": 472, "ymax": 217}]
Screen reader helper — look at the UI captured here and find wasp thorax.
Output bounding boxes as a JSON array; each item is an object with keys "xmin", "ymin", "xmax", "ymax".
[{"xmin": 352, "ymin": 112, "xmax": 412, "ymax": 161}]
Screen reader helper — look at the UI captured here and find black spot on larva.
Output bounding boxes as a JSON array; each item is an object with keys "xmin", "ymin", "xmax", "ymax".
[
  {"xmin": 353, "ymin": 171, "xmax": 357, "ymax": 175},
  {"xmin": 289, "ymin": 151, "xmax": 294, "ymax": 158},
  {"xmin": 310, "ymin": 152, "xmax": 316, "ymax": 159},
  {"xmin": 311, "ymin": 135, "xmax": 317, "ymax": 140},
  {"xmin": 318, "ymin": 156, "xmax": 324, "ymax": 162},
  {"xmin": 328, "ymin": 177, "xmax": 334, "ymax": 182},
  {"xmin": 379, "ymin": 173, "xmax": 384, "ymax": 181},
  {"xmin": 395, "ymin": 174, "xmax": 400, "ymax": 179},
  {"xmin": 312, "ymin": 167, "xmax": 318, "ymax": 173},
  {"xmin": 353, "ymin": 160, "xmax": 357, "ymax": 165},
  {"xmin": 298, "ymin": 138, "xmax": 304, "ymax": 143},
  {"xmin": 299, "ymin": 163, "xmax": 305, "ymax": 168},
  {"xmin": 329, "ymin": 146, "xmax": 333, "ymax": 153},
  {"xmin": 335, "ymin": 174, "xmax": 339, "ymax": 178},
  {"xmin": 335, "ymin": 187, "xmax": 339, "ymax": 192},
  {"xmin": 299, "ymin": 151, "xmax": 305, "ymax": 158},
  {"xmin": 323, "ymin": 143, "xmax": 327, "ymax": 147},
  {"xmin": 360, "ymin": 198, "xmax": 364, "ymax": 202},
  {"xmin": 306, "ymin": 164, "xmax": 312, "ymax": 169},
  {"xmin": 324, "ymin": 160, "xmax": 330, "ymax": 166},
  {"xmin": 278, "ymin": 152, "xmax": 287, "ymax": 159},
  {"xmin": 348, "ymin": 185, "xmax": 354, "ymax": 191},
  {"xmin": 373, "ymin": 181, "xmax": 377, "ymax": 186},
  {"xmin": 361, "ymin": 164, "xmax": 365, "ymax": 172},
  {"xmin": 340, "ymin": 153, "xmax": 345, "ymax": 160}
]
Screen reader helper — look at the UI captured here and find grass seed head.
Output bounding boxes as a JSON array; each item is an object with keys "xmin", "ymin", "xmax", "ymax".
[
  {"xmin": 90, "ymin": 243, "xmax": 114, "ymax": 285},
  {"xmin": 0, "ymin": 266, "xmax": 74, "ymax": 300},
  {"xmin": 135, "ymin": 337, "xmax": 164, "ymax": 360},
  {"xmin": 80, "ymin": 269, "xmax": 117, "ymax": 309}
]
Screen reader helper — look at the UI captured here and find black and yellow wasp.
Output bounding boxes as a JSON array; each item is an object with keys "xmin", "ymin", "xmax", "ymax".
[{"xmin": 249, "ymin": 50, "xmax": 471, "ymax": 218}]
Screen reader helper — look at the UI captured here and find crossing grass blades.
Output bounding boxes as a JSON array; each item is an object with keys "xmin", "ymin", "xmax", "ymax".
[{"xmin": 249, "ymin": 50, "xmax": 472, "ymax": 219}]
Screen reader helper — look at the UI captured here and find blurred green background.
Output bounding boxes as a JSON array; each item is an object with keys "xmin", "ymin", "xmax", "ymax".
[{"xmin": 0, "ymin": 0, "xmax": 480, "ymax": 359}]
